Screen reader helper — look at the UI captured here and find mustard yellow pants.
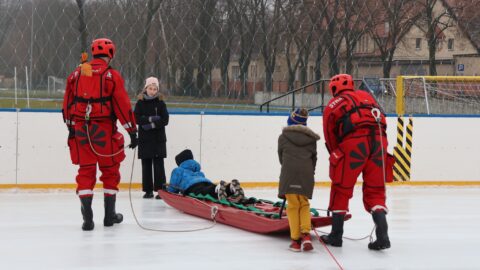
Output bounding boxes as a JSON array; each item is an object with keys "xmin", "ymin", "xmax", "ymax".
[{"xmin": 285, "ymin": 194, "xmax": 311, "ymax": 240}]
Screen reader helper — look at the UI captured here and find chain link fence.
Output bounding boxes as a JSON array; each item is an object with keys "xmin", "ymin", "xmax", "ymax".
[{"xmin": 1, "ymin": 0, "xmax": 480, "ymax": 113}]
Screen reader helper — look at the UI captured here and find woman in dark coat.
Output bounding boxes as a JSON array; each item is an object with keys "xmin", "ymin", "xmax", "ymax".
[{"xmin": 134, "ymin": 77, "xmax": 169, "ymax": 199}]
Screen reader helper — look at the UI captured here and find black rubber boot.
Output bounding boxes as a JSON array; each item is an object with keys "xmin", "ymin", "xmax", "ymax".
[
  {"xmin": 103, "ymin": 195, "xmax": 123, "ymax": 227},
  {"xmin": 80, "ymin": 196, "xmax": 94, "ymax": 231},
  {"xmin": 320, "ymin": 213, "xmax": 344, "ymax": 247},
  {"xmin": 368, "ymin": 210, "xmax": 391, "ymax": 250}
]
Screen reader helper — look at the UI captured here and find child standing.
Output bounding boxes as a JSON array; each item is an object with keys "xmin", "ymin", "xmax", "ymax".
[
  {"xmin": 278, "ymin": 108, "xmax": 320, "ymax": 252},
  {"xmin": 134, "ymin": 77, "xmax": 169, "ymax": 199}
]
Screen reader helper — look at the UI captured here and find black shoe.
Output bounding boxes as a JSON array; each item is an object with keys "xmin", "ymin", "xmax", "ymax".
[
  {"xmin": 155, "ymin": 194, "xmax": 162, "ymax": 200},
  {"xmin": 321, "ymin": 213, "xmax": 345, "ymax": 247},
  {"xmin": 368, "ymin": 239, "xmax": 391, "ymax": 250},
  {"xmin": 82, "ymin": 220, "xmax": 95, "ymax": 231},
  {"xmin": 143, "ymin": 192, "xmax": 154, "ymax": 199},
  {"xmin": 80, "ymin": 196, "xmax": 94, "ymax": 231},
  {"xmin": 368, "ymin": 210, "xmax": 391, "ymax": 250},
  {"xmin": 104, "ymin": 195, "xmax": 123, "ymax": 227},
  {"xmin": 320, "ymin": 234, "xmax": 342, "ymax": 247}
]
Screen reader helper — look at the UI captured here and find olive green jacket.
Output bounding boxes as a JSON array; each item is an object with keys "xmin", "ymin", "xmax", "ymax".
[{"xmin": 278, "ymin": 125, "xmax": 320, "ymax": 199}]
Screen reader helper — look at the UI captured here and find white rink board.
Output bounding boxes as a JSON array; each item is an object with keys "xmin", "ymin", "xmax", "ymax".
[
  {"xmin": 16, "ymin": 112, "xmax": 77, "ymax": 183},
  {"xmin": 410, "ymin": 117, "xmax": 480, "ymax": 181},
  {"xmin": 0, "ymin": 112, "xmax": 18, "ymax": 184},
  {"xmin": 0, "ymin": 111, "xmax": 478, "ymax": 184}
]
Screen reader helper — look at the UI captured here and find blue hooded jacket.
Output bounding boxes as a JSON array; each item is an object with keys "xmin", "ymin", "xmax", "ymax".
[{"xmin": 167, "ymin": 159, "xmax": 212, "ymax": 193}]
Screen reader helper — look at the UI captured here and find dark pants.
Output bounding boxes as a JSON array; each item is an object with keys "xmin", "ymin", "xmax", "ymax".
[
  {"xmin": 185, "ymin": 182, "xmax": 233, "ymax": 198},
  {"xmin": 141, "ymin": 157, "xmax": 166, "ymax": 193}
]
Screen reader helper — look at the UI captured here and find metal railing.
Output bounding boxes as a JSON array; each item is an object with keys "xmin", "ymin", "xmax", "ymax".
[
  {"xmin": 259, "ymin": 78, "xmax": 366, "ymax": 113},
  {"xmin": 259, "ymin": 79, "xmax": 326, "ymax": 113}
]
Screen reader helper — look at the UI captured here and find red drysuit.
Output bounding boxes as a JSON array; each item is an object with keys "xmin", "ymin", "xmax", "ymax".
[
  {"xmin": 323, "ymin": 88, "xmax": 392, "ymax": 213},
  {"xmin": 62, "ymin": 58, "xmax": 137, "ymax": 197}
]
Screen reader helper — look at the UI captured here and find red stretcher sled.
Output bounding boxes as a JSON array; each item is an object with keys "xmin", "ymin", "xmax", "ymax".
[{"xmin": 159, "ymin": 190, "xmax": 351, "ymax": 234}]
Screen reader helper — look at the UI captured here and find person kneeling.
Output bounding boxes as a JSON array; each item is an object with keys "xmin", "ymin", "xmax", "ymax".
[{"xmin": 167, "ymin": 149, "xmax": 245, "ymax": 202}]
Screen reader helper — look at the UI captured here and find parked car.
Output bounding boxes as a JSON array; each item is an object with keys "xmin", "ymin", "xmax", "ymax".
[{"xmin": 359, "ymin": 77, "xmax": 387, "ymax": 96}]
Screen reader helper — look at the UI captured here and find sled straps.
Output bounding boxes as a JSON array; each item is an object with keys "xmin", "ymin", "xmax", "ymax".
[
  {"xmin": 188, "ymin": 193, "xmax": 273, "ymax": 217},
  {"xmin": 187, "ymin": 193, "xmax": 319, "ymax": 218},
  {"xmin": 272, "ymin": 200, "xmax": 320, "ymax": 217}
]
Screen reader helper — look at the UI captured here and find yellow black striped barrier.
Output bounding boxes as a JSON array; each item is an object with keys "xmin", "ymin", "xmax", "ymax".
[{"xmin": 393, "ymin": 117, "xmax": 413, "ymax": 181}]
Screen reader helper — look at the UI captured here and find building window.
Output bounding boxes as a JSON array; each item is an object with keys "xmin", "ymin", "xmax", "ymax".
[
  {"xmin": 384, "ymin": 22, "xmax": 390, "ymax": 34},
  {"xmin": 232, "ymin": 65, "xmax": 240, "ymax": 80},
  {"xmin": 355, "ymin": 35, "xmax": 370, "ymax": 53},
  {"xmin": 250, "ymin": 64, "xmax": 257, "ymax": 78},
  {"xmin": 415, "ymin": 38, "xmax": 422, "ymax": 50},
  {"xmin": 448, "ymin": 38, "xmax": 454, "ymax": 51},
  {"xmin": 275, "ymin": 65, "xmax": 282, "ymax": 74}
]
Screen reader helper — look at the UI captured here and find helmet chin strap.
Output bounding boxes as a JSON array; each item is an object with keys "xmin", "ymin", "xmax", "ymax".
[{"xmin": 101, "ymin": 57, "xmax": 111, "ymax": 64}]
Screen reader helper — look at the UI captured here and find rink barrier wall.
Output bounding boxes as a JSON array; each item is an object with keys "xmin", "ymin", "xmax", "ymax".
[
  {"xmin": 1, "ymin": 109, "xmax": 480, "ymax": 188},
  {"xmin": 2, "ymin": 181, "xmax": 480, "ymax": 190}
]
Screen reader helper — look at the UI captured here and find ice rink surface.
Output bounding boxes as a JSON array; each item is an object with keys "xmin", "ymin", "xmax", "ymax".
[{"xmin": 1, "ymin": 186, "xmax": 479, "ymax": 270}]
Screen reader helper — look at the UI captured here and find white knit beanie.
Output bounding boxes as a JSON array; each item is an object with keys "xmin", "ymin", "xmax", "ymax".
[{"xmin": 144, "ymin": 77, "xmax": 159, "ymax": 90}]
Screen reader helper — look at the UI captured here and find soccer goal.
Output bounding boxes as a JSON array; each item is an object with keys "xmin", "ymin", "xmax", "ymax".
[
  {"xmin": 47, "ymin": 76, "xmax": 66, "ymax": 95},
  {"xmin": 396, "ymin": 76, "xmax": 480, "ymax": 115}
]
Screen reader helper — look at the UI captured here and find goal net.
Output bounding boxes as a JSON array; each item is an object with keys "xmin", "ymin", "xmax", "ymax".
[
  {"xmin": 398, "ymin": 76, "xmax": 480, "ymax": 115},
  {"xmin": 47, "ymin": 76, "xmax": 66, "ymax": 94}
]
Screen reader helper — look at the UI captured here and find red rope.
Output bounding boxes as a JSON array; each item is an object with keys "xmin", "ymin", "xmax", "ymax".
[{"xmin": 313, "ymin": 228, "xmax": 344, "ymax": 270}]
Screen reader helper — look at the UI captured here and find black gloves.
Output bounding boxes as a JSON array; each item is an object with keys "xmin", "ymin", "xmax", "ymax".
[
  {"xmin": 68, "ymin": 126, "xmax": 75, "ymax": 138},
  {"xmin": 148, "ymin": 116, "xmax": 161, "ymax": 122},
  {"xmin": 129, "ymin": 132, "xmax": 138, "ymax": 149}
]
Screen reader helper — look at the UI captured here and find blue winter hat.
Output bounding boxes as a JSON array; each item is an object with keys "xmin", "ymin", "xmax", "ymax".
[{"xmin": 287, "ymin": 108, "xmax": 308, "ymax": 126}]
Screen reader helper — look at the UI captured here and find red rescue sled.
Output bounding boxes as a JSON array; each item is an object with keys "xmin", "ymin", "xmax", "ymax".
[{"xmin": 159, "ymin": 190, "xmax": 351, "ymax": 234}]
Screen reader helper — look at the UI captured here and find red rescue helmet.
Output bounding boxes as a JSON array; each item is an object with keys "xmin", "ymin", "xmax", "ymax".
[
  {"xmin": 91, "ymin": 38, "xmax": 116, "ymax": 59},
  {"xmin": 329, "ymin": 74, "xmax": 354, "ymax": 96}
]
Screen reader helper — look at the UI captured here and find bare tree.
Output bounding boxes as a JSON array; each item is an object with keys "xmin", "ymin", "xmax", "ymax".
[
  {"xmin": 415, "ymin": 0, "xmax": 463, "ymax": 76},
  {"xmin": 280, "ymin": 1, "xmax": 302, "ymax": 92},
  {"xmin": 136, "ymin": 0, "xmax": 163, "ymax": 90},
  {"xmin": 233, "ymin": 0, "xmax": 260, "ymax": 99},
  {"xmin": 281, "ymin": 0, "xmax": 319, "ymax": 91},
  {"xmin": 158, "ymin": 3, "xmax": 175, "ymax": 92},
  {"xmin": 323, "ymin": 0, "xmax": 343, "ymax": 76},
  {"xmin": 0, "ymin": 1, "xmax": 21, "ymax": 49},
  {"xmin": 367, "ymin": 0, "xmax": 421, "ymax": 78},
  {"xmin": 33, "ymin": 0, "xmax": 78, "ymax": 85},
  {"xmin": 296, "ymin": 1, "xmax": 325, "ymax": 87},
  {"xmin": 258, "ymin": 0, "xmax": 282, "ymax": 92},
  {"xmin": 340, "ymin": 0, "xmax": 371, "ymax": 74},
  {"xmin": 215, "ymin": 0, "xmax": 236, "ymax": 97},
  {"xmin": 314, "ymin": 37, "xmax": 328, "ymax": 82},
  {"xmin": 168, "ymin": 0, "xmax": 198, "ymax": 96},
  {"xmin": 75, "ymin": 0, "xmax": 88, "ymax": 53},
  {"xmin": 195, "ymin": 0, "xmax": 217, "ymax": 97}
]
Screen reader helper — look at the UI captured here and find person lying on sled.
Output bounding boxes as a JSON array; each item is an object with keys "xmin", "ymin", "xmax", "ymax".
[{"xmin": 167, "ymin": 149, "xmax": 245, "ymax": 202}]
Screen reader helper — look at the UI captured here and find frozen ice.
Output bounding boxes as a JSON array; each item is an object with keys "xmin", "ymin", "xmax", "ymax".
[{"xmin": 0, "ymin": 186, "xmax": 479, "ymax": 270}]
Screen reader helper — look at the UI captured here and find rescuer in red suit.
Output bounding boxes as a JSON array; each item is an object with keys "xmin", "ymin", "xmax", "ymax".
[
  {"xmin": 62, "ymin": 38, "xmax": 138, "ymax": 231},
  {"xmin": 320, "ymin": 74, "xmax": 392, "ymax": 250}
]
